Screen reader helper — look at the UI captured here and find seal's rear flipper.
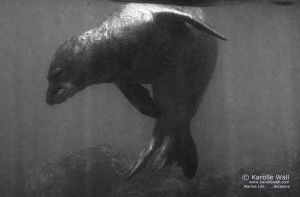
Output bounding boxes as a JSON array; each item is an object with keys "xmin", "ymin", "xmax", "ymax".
[
  {"xmin": 174, "ymin": 132, "xmax": 198, "ymax": 178},
  {"xmin": 154, "ymin": 10, "xmax": 227, "ymax": 40},
  {"xmin": 153, "ymin": 133, "xmax": 198, "ymax": 178},
  {"xmin": 115, "ymin": 82, "xmax": 161, "ymax": 118},
  {"xmin": 126, "ymin": 137, "xmax": 162, "ymax": 179}
]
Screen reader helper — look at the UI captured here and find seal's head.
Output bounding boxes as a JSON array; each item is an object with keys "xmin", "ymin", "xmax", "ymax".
[{"xmin": 46, "ymin": 37, "xmax": 94, "ymax": 105}]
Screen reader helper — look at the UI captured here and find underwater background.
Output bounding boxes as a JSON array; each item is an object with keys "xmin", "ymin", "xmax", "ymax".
[{"xmin": 0, "ymin": 0, "xmax": 299, "ymax": 196}]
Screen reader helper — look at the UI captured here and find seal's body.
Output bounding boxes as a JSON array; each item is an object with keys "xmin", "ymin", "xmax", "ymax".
[{"xmin": 46, "ymin": 3, "xmax": 224, "ymax": 178}]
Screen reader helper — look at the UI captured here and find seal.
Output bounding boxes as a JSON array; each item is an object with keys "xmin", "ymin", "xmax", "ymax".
[
  {"xmin": 110, "ymin": 0, "xmax": 298, "ymax": 6},
  {"xmin": 46, "ymin": 3, "xmax": 226, "ymax": 179}
]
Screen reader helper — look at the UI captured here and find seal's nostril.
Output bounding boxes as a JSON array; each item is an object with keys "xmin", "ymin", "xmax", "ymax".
[
  {"xmin": 46, "ymin": 88, "xmax": 55, "ymax": 105},
  {"xmin": 46, "ymin": 96, "xmax": 54, "ymax": 105},
  {"xmin": 47, "ymin": 89, "xmax": 52, "ymax": 98}
]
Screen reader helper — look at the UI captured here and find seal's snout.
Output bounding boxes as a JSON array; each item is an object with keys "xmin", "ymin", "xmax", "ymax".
[
  {"xmin": 46, "ymin": 99, "xmax": 55, "ymax": 105},
  {"xmin": 46, "ymin": 83, "xmax": 76, "ymax": 105},
  {"xmin": 46, "ymin": 87, "xmax": 57, "ymax": 105}
]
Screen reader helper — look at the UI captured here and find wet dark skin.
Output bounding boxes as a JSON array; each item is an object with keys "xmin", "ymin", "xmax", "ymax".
[
  {"xmin": 46, "ymin": 3, "xmax": 225, "ymax": 179},
  {"xmin": 110, "ymin": 0, "xmax": 298, "ymax": 6}
]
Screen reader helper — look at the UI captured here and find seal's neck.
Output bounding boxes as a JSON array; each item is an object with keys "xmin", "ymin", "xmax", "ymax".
[
  {"xmin": 77, "ymin": 23, "xmax": 124, "ymax": 85},
  {"xmin": 77, "ymin": 39, "xmax": 118, "ymax": 85}
]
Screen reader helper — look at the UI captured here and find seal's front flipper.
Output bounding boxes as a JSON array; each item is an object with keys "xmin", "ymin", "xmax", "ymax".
[{"xmin": 115, "ymin": 82, "xmax": 161, "ymax": 118}]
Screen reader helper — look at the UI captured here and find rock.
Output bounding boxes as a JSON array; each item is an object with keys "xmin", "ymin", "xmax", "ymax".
[
  {"xmin": 25, "ymin": 143, "xmax": 129, "ymax": 197},
  {"xmin": 24, "ymin": 144, "xmax": 196, "ymax": 197},
  {"xmin": 25, "ymin": 144, "xmax": 299, "ymax": 197}
]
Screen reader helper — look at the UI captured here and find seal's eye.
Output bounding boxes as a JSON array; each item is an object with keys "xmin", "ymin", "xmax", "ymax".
[
  {"xmin": 50, "ymin": 67, "xmax": 63, "ymax": 80},
  {"xmin": 53, "ymin": 67, "xmax": 62, "ymax": 73},
  {"xmin": 52, "ymin": 68, "xmax": 62, "ymax": 75}
]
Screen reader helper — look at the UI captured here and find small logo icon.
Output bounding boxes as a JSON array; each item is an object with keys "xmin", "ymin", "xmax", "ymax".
[{"xmin": 242, "ymin": 174, "xmax": 249, "ymax": 181}]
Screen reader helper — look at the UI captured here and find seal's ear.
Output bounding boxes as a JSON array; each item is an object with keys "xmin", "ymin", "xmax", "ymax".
[{"xmin": 154, "ymin": 9, "xmax": 227, "ymax": 41}]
